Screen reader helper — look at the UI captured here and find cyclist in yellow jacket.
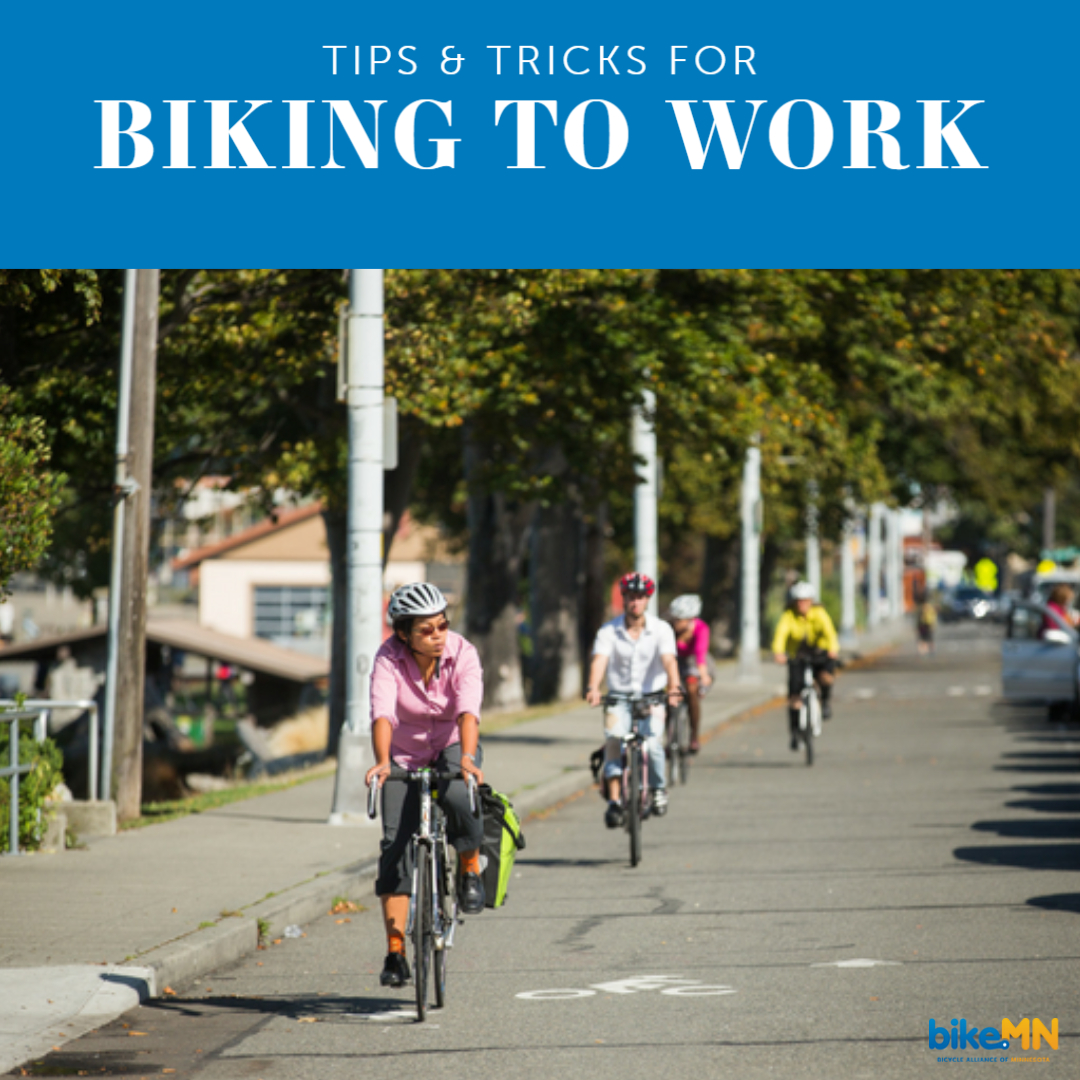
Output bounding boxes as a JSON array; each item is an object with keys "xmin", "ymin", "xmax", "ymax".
[{"xmin": 772, "ymin": 581, "xmax": 840, "ymax": 750}]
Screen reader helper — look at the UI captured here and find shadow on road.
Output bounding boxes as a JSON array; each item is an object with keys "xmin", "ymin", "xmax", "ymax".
[{"xmin": 953, "ymin": 705, "xmax": 1080, "ymax": 909}]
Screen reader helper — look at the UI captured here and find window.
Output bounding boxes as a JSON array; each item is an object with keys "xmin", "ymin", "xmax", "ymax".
[{"xmin": 253, "ymin": 586, "xmax": 330, "ymax": 640}]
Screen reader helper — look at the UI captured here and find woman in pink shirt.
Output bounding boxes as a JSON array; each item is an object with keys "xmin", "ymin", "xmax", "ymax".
[
  {"xmin": 668, "ymin": 595, "xmax": 713, "ymax": 752},
  {"xmin": 364, "ymin": 583, "xmax": 485, "ymax": 988}
]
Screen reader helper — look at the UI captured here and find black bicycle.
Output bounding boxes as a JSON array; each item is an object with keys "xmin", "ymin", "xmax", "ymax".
[
  {"xmin": 603, "ymin": 690, "xmax": 667, "ymax": 867},
  {"xmin": 367, "ymin": 766, "xmax": 477, "ymax": 1021}
]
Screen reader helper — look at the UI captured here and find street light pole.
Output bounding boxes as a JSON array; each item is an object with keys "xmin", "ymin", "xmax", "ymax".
[
  {"xmin": 329, "ymin": 269, "xmax": 385, "ymax": 826},
  {"xmin": 867, "ymin": 503, "xmax": 884, "ymax": 629},
  {"xmin": 739, "ymin": 442, "xmax": 762, "ymax": 680},
  {"xmin": 805, "ymin": 480, "xmax": 821, "ymax": 599},
  {"xmin": 840, "ymin": 512, "xmax": 857, "ymax": 646},
  {"xmin": 633, "ymin": 389, "xmax": 659, "ymax": 614}
]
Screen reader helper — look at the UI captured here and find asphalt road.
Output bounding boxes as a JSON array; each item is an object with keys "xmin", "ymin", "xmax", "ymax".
[{"xmin": 17, "ymin": 624, "xmax": 1079, "ymax": 1079}]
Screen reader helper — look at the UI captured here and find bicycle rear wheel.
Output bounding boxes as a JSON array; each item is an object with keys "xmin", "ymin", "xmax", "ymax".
[
  {"xmin": 412, "ymin": 845, "xmax": 432, "ymax": 1021},
  {"xmin": 627, "ymin": 747, "xmax": 642, "ymax": 867},
  {"xmin": 433, "ymin": 847, "xmax": 451, "ymax": 1009},
  {"xmin": 676, "ymin": 703, "xmax": 691, "ymax": 784},
  {"xmin": 665, "ymin": 711, "xmax": 682, "ymax": 787}
]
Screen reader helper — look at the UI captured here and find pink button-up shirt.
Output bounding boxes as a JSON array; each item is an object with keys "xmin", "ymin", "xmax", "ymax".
[{"xmin": 369, "ymin": 631, "xmax": 484, "ymax": 768}]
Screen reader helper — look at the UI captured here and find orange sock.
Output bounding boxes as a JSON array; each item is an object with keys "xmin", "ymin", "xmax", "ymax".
[
  {"xmin": 460, "ymin": 850, "xmax": 481, "ymax": 875},
  {"xmin": 388, "ymin": 931, "xmax": 405, "ymax": 954}
]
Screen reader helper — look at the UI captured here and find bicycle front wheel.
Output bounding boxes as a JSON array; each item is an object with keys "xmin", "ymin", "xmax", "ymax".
[
  {"xmin": 627, "ymin": 747, "xmax": 642, "ymax": 867},
  {"xmin": 666, "ymin": 713, "xmax": 682, "ymax": 787},
  {"xmin": 413, "ymin": 845, "xmax": 432, "ymax": 1021}
]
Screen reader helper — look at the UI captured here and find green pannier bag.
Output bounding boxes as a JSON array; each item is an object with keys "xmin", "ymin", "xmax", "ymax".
[{"xmin": 477, "ymin": 783, "xmax": 526, "ymax": 908}]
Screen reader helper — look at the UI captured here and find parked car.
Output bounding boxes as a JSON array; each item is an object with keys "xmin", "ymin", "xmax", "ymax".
[
  {"xmin": 940, "ymin": 585, "xmax": 997, "ymax": 622},
  {"xmin": 1001, "ymin": 600, "xmax": 1079, "ymax": 719}
]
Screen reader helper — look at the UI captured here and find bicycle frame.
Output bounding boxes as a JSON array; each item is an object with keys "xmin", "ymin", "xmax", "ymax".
[{"xmin": 604, "ymin": 691, "xmax": 667, "ymax": 815}]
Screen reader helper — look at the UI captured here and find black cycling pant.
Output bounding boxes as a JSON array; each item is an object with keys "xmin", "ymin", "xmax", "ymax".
[
  {"xmin": 787, "ymin": 653, "xmax": 836, "ymax": 702},
  {"xmin": 376, "ymin": 742, "xmax": 484, "ymax": 896}
]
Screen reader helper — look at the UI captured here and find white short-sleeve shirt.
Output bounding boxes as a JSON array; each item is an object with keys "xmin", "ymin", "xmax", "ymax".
[{"xmin": 592, "ymin": 613, "xmax": 677, "ymax": 694}]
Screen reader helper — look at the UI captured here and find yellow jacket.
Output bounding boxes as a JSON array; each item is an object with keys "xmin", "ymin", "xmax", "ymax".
[{"xmin": 772, "ymin": 606, "xmax": 839, "ymax": 657}]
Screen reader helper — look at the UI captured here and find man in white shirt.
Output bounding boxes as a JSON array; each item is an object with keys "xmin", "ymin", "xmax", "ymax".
[{"xmin": 586, "ymin": 572, "xmax": 681, "ymax": 827}]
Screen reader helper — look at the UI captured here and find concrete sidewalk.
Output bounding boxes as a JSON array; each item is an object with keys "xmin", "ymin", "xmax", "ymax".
[{"xmin": 0, "ymin": 621, "xmax": 903, "ymax": 1071}]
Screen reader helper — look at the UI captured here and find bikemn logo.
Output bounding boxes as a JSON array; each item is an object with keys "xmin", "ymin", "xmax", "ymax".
[{"xmin": 929, "ymin": 1017, "xmax": 1059, "ymax": 1056}]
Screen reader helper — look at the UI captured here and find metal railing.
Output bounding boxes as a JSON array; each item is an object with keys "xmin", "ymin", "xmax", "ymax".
[
  {"xmin": 1, "ymin": 710, "xmax": 42, "ymax": 856},
  {"xmin": 0, "ymin": 699, "xmax": 100, "ymax": 802}
]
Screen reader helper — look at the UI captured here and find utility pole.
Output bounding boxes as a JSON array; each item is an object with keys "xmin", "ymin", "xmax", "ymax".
[
  {"xmin": 632, "ymin": 389, "xmax": 659, "ymax": 614},
  {"xmin": 103, "ymin": 270, "xmax": 159, "ymax": 820},
  {"xmin": 840, "ymin": 512, "xmax": 857, "ymax": 646},
  {"xmin": 1043, "ymin": 487, "xmax": 1056, "ymax": 556},
  {"xmin": 329, "ymin": 270, "xmax": 385, "ymax": 826},
  {"xmin": 885, "ymin": 508, "xmax": 902, "ymax": 619},
  {"xmin": 867, "ymin": 503, "xmax": 884, "ymax": 629},
  {"xmin": 805, "ymin": 479, "xmax": 821, "ymax": 599},
  {"xmin": 739, "ymin": 442, "xmax": 762, "ymax": 680}
]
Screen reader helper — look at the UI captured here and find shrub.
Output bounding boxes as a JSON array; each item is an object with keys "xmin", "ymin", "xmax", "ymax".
[{"xmin": 0, "ymin": 719, "xmax": 64, "ymax": 852}]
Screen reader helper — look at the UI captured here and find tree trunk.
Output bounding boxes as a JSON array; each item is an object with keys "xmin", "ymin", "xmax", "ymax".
[
  {"xmin": 759, "ymin": 535, "xmax": 781, "ymax": 648},
  {"xmin": 323, "ymin": 507, "xmax": 348, "ymax": 757},
  {"xmin": 464, "ymin": 440, "xmax": 529, "ymax": 711},
  {"xmin": 382, "ymin": 413, "xmax": 425, "ymax": 566},
  {"xmin": 530, "ymin": 496, "xmax": 584, "ymax": 704},
  {"xmin": 113, "ymin": 270, "xmax": 159, "ymax": 822},
  {"xmin": 580, "ymin": 499, "xmax": 608, "ymax": 692},
  {"xmin": 700, "ymin": 533, "xmax": 740, "ymax": 657}
]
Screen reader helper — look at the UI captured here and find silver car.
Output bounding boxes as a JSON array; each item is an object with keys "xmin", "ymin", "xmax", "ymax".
[{"xmin": 1001, "ymin": 600, "xmax": 1079, "ymax": 718}]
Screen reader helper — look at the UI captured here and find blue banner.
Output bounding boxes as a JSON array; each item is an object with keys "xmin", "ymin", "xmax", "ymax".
[{"xmin": 3, "ymin": 1, "xmax": 1075, "ymax": 266}]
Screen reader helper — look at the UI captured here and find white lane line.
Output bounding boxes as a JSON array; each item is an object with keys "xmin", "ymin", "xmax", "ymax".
[
  {"xmin": 973, "ymin": 685, "xmax": 994, "ymax": 696},
  {"xmin": 853, "ymin": 688, "xmax": 877, "ymax": 700},
  {"xmin": 946, "ymin": 686, "xmax": 967, "ymax": 697},
  {"xmin": 811, "ymin": 959, "xmax": 902, "ymax": 968}
]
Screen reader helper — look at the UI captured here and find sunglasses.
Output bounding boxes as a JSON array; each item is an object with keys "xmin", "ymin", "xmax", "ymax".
[{"xmin": 413, "ymin": 620, "xmax": 450, "ymax": 638}]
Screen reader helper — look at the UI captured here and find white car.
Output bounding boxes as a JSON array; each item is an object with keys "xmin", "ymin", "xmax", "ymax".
[{"xmin": 1001, "ymin": 600, "xmax": 1079, "ymax": 718}]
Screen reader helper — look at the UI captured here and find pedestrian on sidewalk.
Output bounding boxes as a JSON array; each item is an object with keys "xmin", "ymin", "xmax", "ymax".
[
  {"xmin": 364, "ymin": 583, "xmax": 486, "ymax": 989},
  {"xmin": 916, "ymin": 596, "xmax": 937, "ymax": 655}
]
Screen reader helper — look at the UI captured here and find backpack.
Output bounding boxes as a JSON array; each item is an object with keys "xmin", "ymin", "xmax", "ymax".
[{"xmin": 477, "ymin": 784, "xmax": 526, "ymax": 908}]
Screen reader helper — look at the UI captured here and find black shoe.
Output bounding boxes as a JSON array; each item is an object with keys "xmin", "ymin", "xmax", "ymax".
[
  {"xmin": 460, "ymin": 871, "xmax": 486, "ymax": 914},
  {"xmin": 605, "ymin": 801, "xmax": 624, "ymax": 829},
  {"xmin": 822, "ymin": 702, "xmax": 833, "ymax": 720},
  {"xmin": 380, "ymin": 951, "xmax": 411, "ymax": 988}
]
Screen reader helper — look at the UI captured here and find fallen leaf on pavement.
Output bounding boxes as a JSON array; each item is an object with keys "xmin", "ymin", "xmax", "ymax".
[
  {"xmin": 128, "ymin": 1032, "xmax": 148, "ymax": 1037},
  {"xmin": 297, "ymin": 1017, "xmax": 318, "ymax": 1023},
  {"xmin": 329, "ymin": 900, "xmax": 358, "ymax": 914},
  {"xmin": 334, "ymin": 918, "xmax": 351, "ymax": 924},
  {"xmin": 163, "ymin": 987, "xmax": 176, "ymax": 996}
]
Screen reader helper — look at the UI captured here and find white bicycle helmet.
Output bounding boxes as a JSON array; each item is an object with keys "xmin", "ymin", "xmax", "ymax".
[
  {"xmin": 789, "ymin": 581, "xmax": 816, "ymax": 602},
  {"xmin": 388, "ymin": 582, "xmax": 448, "ymax": 621},
  {"xmin": 668, "ymin": 594, "xmax": 702, "ymax": 620}
]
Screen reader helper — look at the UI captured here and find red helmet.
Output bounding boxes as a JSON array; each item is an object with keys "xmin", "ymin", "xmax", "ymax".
[{"xmin": 619, "ymin": 572, "xmax": 656, "ymax": 598}]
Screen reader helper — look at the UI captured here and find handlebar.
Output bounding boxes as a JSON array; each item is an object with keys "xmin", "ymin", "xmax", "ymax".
[
  {"xmin": 602, "ymin": 689, "xmax": 679, "ymax": 706},
  {"xmin": 365, "ymin": 767, "xmax": 479, "ymax": 820}
]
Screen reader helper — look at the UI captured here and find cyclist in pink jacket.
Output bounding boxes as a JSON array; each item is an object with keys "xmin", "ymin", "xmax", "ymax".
[{"xmin": 667, "ymin": 595, "xmax": 713, "ymax": 752}]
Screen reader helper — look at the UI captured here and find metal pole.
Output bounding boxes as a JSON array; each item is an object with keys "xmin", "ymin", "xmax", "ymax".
[
  {"xmin": 329, "ymin": 269, "xmax": 384, "ymax": 826},
  {"xmin": 739, "ymin": 443, "xmax": 762, "ymax": 680},
  {"xmin": 101, "ymin": 271, "xmax": 137, "ymax": 804},
  {"xmin": 885, "ymin": 509, "xmax": 901, "ymax": 619},
  {"xmin": 867, "ymin": 503, "xmax": 884, "ymax": 629},
  {"xmin": 840, "ymin": 514, "xmax": 857, "ymax": 645},
  {"xmin": 805, "ymin": 480, "xmax": 821, "ymax": 600},
  {"xmin": 633, "ymin": 389, "xmax": 659, "ymax": 614},
  {"xmin": 1043, "ymin": 488, "xmax": 1056, "ymax": 556}
]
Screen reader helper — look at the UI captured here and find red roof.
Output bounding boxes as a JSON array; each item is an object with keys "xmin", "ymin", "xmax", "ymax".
[{"xmin": 171, "ymin": 503, "xmax": 324, "ymax": 572}]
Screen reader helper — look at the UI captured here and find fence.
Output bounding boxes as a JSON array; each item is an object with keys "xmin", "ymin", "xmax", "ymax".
[
  {"xmin": 0, "ymin": 699, "xmax": 100, "ymax": 802},
  {"xmin": 1, "ymin": 710, "xmax": 43, "ymax": 856}
]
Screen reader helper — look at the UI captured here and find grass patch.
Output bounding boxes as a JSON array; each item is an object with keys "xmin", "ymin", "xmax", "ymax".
[{"xmin": 123, "ymin": 761, "xmax": 335, "ymax": 830}]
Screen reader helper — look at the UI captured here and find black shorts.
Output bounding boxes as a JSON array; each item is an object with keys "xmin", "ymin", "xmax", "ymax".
[
  {"xmin": 375, "ymin": 742, "xmax": 485, "ymax": 896},
  {"xmin": 788, "ymin": 651, "xmax": 836, "ymax": 698}
]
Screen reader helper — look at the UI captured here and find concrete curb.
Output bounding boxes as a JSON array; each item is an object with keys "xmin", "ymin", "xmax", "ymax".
[{"xmin": 137, "ymin": 857, "xmax": 378, "ymax": 994}]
